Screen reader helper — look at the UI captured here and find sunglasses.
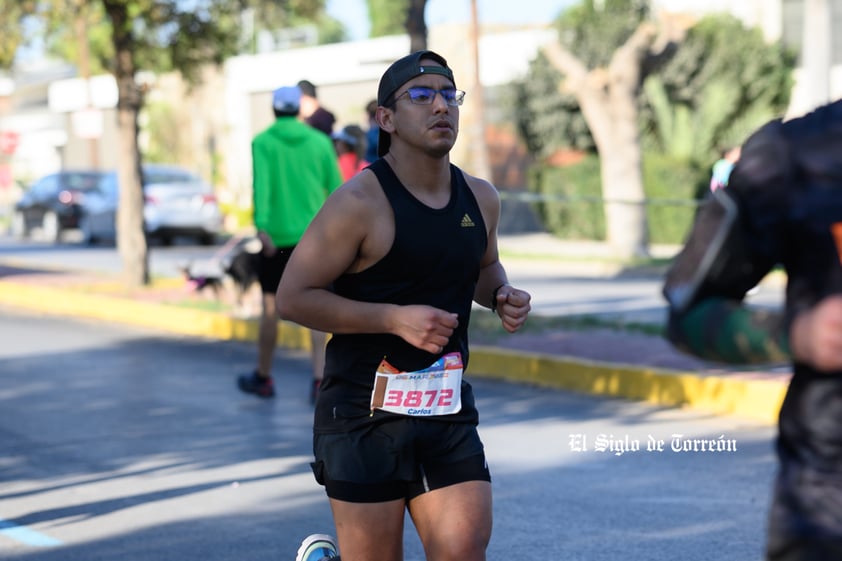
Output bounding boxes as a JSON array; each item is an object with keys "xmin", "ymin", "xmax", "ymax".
[{"xmin": 393, "ymin": 87, "xmax": 466, "ymax": 107}]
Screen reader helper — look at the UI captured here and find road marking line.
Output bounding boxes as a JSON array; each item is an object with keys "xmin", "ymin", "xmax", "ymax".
[{"xmin": 0, "ymin": 518, "xmax": 63, "ymax": 547}]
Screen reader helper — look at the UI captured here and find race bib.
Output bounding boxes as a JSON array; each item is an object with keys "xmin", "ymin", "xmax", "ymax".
[{"xmin": 370, "ymin": 352, "xmax": 463, "ymax": 417}]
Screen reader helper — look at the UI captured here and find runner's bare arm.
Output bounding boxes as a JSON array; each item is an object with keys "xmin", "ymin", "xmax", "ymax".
[
  {"xmin": 276, "ymin": 173, "xmax": 458, "ymax": 354},
  {"xmin": 465, "ymin": 173, "xmax": 531, "ymax": 333}
]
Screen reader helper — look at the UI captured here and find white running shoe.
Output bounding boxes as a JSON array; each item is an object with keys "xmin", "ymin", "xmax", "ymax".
[{"xmin": 295, "ymin": 533, "xmax": 339, "ymax": 561}]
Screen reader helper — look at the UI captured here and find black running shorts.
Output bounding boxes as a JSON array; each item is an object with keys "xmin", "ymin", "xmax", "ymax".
[
  {"xmin": 257, "ymin": 245, "xmax": 296, "ymax": 294},
  {"xmin": 311, "ymin": 417, "xmax": 491, "ymax": 503}
]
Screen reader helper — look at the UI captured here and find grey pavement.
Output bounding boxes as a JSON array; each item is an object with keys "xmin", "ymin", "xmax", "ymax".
[
  {"xmin": 0, "ymin": 307, "xmax": 778, "ymax": 561},
  {"xmin": 498, "ymin": 233, "xmax": 784, "ymax": 323},
  {"xmin": 0, "ymin": 232, "xmax": 793, "ymax": 425},
  {"xmin": 0, "ymin": 232, "xmax": 786, "ymax": 326}
]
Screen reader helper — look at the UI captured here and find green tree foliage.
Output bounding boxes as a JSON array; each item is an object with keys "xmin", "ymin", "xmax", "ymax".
[
  {"xmin": 643, "ymin": 14, "xmax": 795, "ymax": 164},
  {"xmin": 532, "ymin": 152, "xmax": 705, "ymax": 244},
  {"xmin": 510, "ymin": 6, "xmax": 796, "ymax": 246},
  {"xmin": 511, "ymin": 57, "xmax": 594, "ymax": 158},
  {"xmin": 557, "ymin": 0, "xmax": 649, "ymax": 66},
  {"xmin": 60, "ymin": 15, "xmax": 113, "ymax": 74},
  {"xmin": 5, "ymin": 0, "xmax": 327, "ymax": 287},
  {"xmin": 317, "ymin": 16, "xmax": 347, "ymax": 44},
  {"xmin": 240, "ymin": 0, "xmax": 346, "ymax": 50},
  {"xmin": 514, "ymin": 9, "xmax": 794, "ymax": 170},
  {"xmin": 514, "ymin": 0, "xmax": 676, "ymax": 256},
  {"xmin": 365, "ymin": 0, "xmax": 427, "ymax": 51},
  {"xmin": 9, "ymin": 0, "xmax": 337, "ymax": 75},
  {"xmin": 511, "ymin": 0, "xmax": 649, "ymax": 157},
  {"xmin": 245, "ymin": 0, "xmax": 323, "ymax": 24},
  {"xmin": 367, "ymin": 0, "xmax": 406, "ymax": 37},
  {"xmin": 0, "ymin": 0, "xmax": 38, "ymax": 69}
]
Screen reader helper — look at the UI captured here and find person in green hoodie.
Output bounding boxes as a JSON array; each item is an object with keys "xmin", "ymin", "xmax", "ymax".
[{"xmin": 238, "ymin": 85, "xmax": 343, "ymax": 401}]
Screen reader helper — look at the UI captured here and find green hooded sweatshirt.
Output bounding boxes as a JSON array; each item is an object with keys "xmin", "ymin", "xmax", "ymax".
[{"xmin": 251, "ymin": 116, "xmax": 343, "ymax": 247}]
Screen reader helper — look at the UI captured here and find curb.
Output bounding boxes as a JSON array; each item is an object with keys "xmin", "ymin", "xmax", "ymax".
[
  {"xmin": 0, "ymin": 278, "xmax": 786, "ymax": 425},
  {"xmin": 469, "ymin": 349, "xmax": 786, "ymax": 425}
]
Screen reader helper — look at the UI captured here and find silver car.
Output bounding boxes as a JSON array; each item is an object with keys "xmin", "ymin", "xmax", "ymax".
[
  {"xmin": 80, "ymin": 164, "xmax": 223, "ymax": 246},
  {"xmin": 12, "ymin": 170, "xmax": 107, "ymax": 243}
]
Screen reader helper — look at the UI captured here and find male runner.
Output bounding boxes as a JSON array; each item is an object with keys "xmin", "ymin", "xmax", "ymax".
[{"xmin": 280, "ymin": 50, "xmax": 532, "ymax": 561}]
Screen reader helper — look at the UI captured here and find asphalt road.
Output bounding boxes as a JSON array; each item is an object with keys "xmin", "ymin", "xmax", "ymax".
[
  {"xmin": 0, "ymin": 307, "xmax": 780, "ymax": 561},
  {"xmin": 0, "ymin": 235, "xmax": 785, "ymax": 325}
]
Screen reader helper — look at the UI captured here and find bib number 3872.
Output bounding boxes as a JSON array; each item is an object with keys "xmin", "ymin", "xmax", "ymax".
[{"xmin": 370, "ymin": 352, "xmax": 463, "ymax": 416}]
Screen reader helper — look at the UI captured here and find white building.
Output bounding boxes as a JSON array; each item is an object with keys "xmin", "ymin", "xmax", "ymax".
[{"xmin": 1, "ymin": 0, "xmax": 838, "ymax": 203}]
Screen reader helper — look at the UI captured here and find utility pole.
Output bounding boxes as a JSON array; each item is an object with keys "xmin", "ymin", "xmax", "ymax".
[
  {"xmin": 469, "ymin": 0, "xmax": 491, "ymax": 180},
  {"xmin": 74, "ymin": 1, "xmax": 99, "ymax": 168}
]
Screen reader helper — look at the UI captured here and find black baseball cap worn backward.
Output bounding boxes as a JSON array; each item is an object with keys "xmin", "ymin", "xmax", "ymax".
[{"xmin": 377, "ymin": 50, "xmax": 456, "ymax": 157}]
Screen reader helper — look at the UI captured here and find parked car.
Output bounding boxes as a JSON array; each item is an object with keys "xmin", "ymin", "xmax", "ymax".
[
  {"xmin": 11, "ymin": 170, "xmax": 107, "ymax": 243},
  {"xmin": 80, "ymin": 164, "xmax": 223, "ymax": 246}
]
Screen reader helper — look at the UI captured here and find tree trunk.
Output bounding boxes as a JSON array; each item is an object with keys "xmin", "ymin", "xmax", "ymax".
[
  {"xmin": 542, "ymin": 22, "xmax": 677, "ymax": 258},
  {"xmin": 575, "ymin": 77, "xmax": 648, "ymax": 257},
  {"xmin": 598, "ymin": 135, "xmax": 648, "ymax": 257},
  {"xmin": 405, "ymin": 0, "xmax": 427, "ymax": 52},
  {"xmin": 103, "ymin": 0, "xmax": 149, "ymax": 287}
]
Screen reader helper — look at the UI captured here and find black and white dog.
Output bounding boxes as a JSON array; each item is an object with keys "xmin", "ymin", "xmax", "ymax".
[{"xmin": 182, "ymin": 235, "xmax": 262, "ymax": 315}]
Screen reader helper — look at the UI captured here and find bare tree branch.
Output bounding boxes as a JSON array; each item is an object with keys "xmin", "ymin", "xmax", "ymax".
[
  {"xmin": 641, "ymin": 14, "xmax": 689, "ymax": 79},
  {"xmin": 541, "ymin": 40, "xmax": 588, "ymax": 93},
  {"xmin": 608, "ymin": 21, "xmax": 657, "ymax": 89}
]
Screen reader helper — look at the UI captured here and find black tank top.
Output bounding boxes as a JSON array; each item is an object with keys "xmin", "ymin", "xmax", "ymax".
[{"xmin": 319, "ymin": 159, "xmax": 487, "ymax": 419}]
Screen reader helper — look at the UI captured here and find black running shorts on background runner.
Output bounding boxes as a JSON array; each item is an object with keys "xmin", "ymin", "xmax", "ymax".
[
  {"xmin": 257, "ymin": 245, "xmax": 296, "ymax": 294},
  {"xmin": 311, "ymin": 414, "xmax": 491, "ymax": 503}
]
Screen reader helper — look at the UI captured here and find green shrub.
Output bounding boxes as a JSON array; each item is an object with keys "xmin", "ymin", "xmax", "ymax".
[
  {"xmin": 530, "ymin": 153, "xmax": 707, "ymax": 244},
  {"xmin": 530, "ymin": 156, "xmax": 605, "ymax": 240},
  {"xmin": 643, "ymin": 153, "xmax": 708, "ymax": 244}
]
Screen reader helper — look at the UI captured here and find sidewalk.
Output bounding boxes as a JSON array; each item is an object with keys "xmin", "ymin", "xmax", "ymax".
[{"xmin": 0, "ymin": 237, "xmax": 790, "ymax": 425}]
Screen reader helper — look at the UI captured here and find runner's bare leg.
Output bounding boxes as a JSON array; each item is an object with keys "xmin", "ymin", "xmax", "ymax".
[
  {"xmin": 409, "ymin": 481, "xmax": 491, "ymax": 561},
  {"xmin": 329, "ymin": 498, "xmax": 405, "ymax": 561}
]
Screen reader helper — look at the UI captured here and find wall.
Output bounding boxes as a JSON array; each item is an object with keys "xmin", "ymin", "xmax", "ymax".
[
  {"xmin": 7, "ymin": 0, "xmax": 837, "ymax": 217},
  {"xmin": 220, "ymin": 28, "xmax": 551, "ymax": 208}
]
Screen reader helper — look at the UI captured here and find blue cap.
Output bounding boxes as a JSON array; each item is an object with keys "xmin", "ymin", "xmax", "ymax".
[{"xmin": 272, "ymin": 86, "xmax": 301, "ymax": 113}]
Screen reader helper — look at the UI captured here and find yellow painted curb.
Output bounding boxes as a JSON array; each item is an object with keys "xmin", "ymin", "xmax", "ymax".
[
  {"xmin": 0, "ymin": 280, "xmax": 310, "ymax": 350},
  {"xmin": 0, "ymin": 279, "xmax": 786, "ymax": 424},
  {"xmin": 469, "ymin": 347, "xmax": 786, "ymax": 425}
]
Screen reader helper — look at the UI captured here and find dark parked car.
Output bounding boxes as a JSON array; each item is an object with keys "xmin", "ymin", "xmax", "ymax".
[
  {"xmin": 80, "ymin": 164, "xmax": 223, "ymax": 246},
  {"xmin": 11, "ymin": 170, "xmax": 107, "ymax": 243}
]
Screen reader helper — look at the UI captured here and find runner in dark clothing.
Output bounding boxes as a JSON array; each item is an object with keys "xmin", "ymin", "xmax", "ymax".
[
  {"xmin": 663, "ymin": 99, "xmax": 842, "ymax": 561},
  {"xmin": 279, "ymin": 50, "xmax": 531, "ymax": 561}
]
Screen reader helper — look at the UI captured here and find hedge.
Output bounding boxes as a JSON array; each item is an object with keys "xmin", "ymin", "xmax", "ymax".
[{"xmin": 529, "ymin": 153, "xmax": 709, "ymax": 244}]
